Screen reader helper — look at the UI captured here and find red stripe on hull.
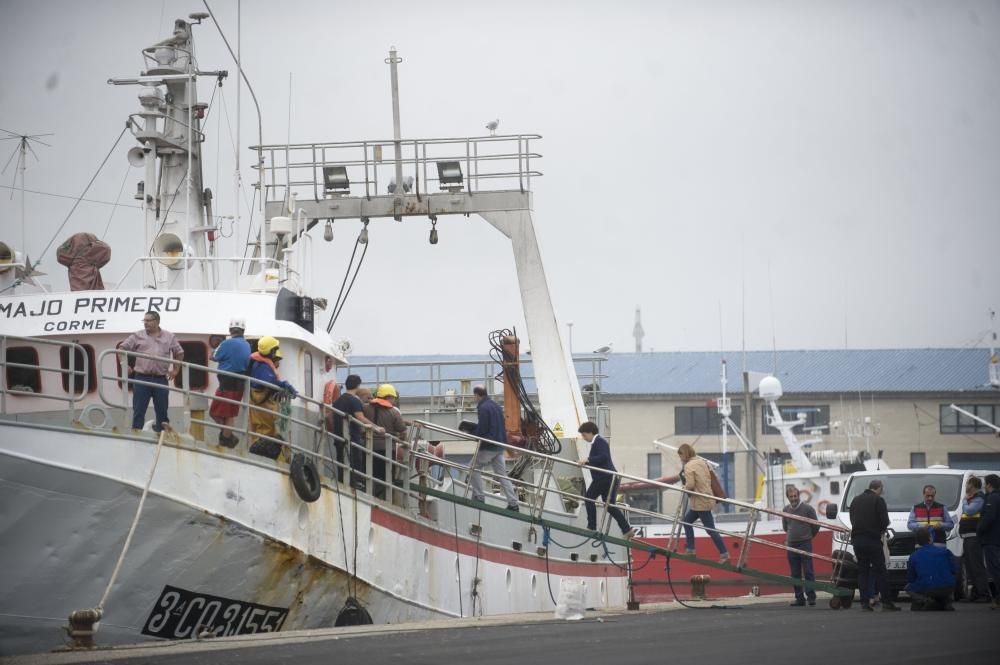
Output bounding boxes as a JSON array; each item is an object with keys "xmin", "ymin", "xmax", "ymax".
[
  {"xmin": 370, "ymin": 507, "xmax": 626, "ymax": 578},
  {"xmin": 630, "ymin": 531, "xmax": 834, "ymax": 601}
]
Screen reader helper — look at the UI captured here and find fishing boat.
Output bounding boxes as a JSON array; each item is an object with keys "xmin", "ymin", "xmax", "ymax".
[
  {"xmin": 0, "ymin": 12, "xmax": 631, "ymax": 654},
  {"xmin": 622, "ymin": 362, "xmax": 889, "ymax": 600}
]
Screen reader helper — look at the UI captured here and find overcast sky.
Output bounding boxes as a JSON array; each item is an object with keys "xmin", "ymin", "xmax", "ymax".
[{"xmin": 1, "ymin": 0, "xmax": 998, "ymax": 357}]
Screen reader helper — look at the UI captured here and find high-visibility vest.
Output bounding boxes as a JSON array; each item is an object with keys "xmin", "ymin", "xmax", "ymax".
[
  {"xmin": 912, "ymin": 501, "xmax": 949, "ymax": 527},
  {"xmin": 959, "ymin": 493, "xmax": 984, "ymax": 535},
  {"xmin": 912, "ymin": 501, "xmax": 950, "ymax": 544}
]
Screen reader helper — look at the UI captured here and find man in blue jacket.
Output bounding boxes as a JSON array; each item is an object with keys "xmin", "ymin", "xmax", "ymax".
[
  {"xmin": 209, "ymin": 317, "xmax": 251, "ymax": 447},
  {"xmin": 577, "ymin": 420, "xmax": 635, "ymax": 539},
  {"xmin": 247, "ymin": 336, "xmax": 298, "ymax": 460},
  {"xmin": 906, "ymin": 527, "xmax": 957, "ymax": 611},
  {"xmin": 468, "ymin": 386, "xmax": 518, "ymax": 511},
  {"xmin": 976, "ymin": 473, "xmax": 1000, "ymax": 609}
]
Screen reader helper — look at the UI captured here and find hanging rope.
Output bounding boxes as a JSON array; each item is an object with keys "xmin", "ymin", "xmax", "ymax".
[
  {"xmin": 447, "ymin": 473, "xmax": 465, "ymax": 617},
  {"xmin": 486, "ymin": 328, "xmax": 561, "ymax": 481},
  {"xmin": 326, "ymin": 234, "xmax": 369, "ymax": 334},
  {"xmin": 662, "ymin": 553, "xmax": 737, "ymax": 611},
  {"xmin": 99, "ymin": 425, "xmax": 172, "ymax": 611},
  {"xmin": 328, "ymin": 435, "xmax": 358, "ymax": 600}
]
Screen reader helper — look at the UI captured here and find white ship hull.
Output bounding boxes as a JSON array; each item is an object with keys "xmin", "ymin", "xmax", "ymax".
[{"xmin": 0, "ymin": 421, "xmax": 627, "ymax": 655}]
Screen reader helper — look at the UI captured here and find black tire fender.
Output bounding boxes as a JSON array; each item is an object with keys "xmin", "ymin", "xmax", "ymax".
[{"xmin": 290, "ymin": 453, "xmax": 322, "ymax": 503}]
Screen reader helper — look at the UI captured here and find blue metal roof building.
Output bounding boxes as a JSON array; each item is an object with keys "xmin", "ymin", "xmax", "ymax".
[{"xmin": 349, "ymin": 348, "xmax": 998, "ymax": 398}]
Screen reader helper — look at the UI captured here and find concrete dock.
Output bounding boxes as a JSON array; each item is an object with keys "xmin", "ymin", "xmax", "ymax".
[{"xmin": 3, "ymin": 595, "xmax": 995, "ymax": 665}]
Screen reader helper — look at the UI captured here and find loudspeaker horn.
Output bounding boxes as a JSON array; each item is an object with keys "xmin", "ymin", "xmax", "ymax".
[
  {"xmin": 151, "ymin": 233, "xmax": 189, "ymax": 270},
  {"xmin": 0, "ymin": 241, "xmax": 14, "ymax": 274},
  {"xmin": 127, "ymin": 147, "xmax": 146, "ymax": 168}
]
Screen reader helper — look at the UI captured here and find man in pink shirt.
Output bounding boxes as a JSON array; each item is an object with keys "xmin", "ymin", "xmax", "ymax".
[{"xmin": 119, "ymin": 311, "xmax": 184, "ymax": 432}]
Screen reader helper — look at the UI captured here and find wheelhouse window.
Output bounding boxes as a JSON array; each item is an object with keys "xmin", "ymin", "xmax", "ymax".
[
  {"xmin": 939, "ymin": 404, "xmax": 1000, "ymax": 434},
  {"xmin": 4, "ymin": 346, "xmax": 41, "ymax": 393},
  {"xmin": 60, "ymin": 345, "xmax": 96, "ymax": 393},
  {"xmin": 761, "ymin": 405, "xmax": 830, "ymax": 435},
  {"xmin": 304, "ymin": 352, "xmax": 314, "ymax": 398},
  {"xmin": 175, "ymin": 341, "xmax": 208, "ymax": 390},
  {"xmin": 674, "ymin": 405, "xmax": 741, "ymax": 435}
]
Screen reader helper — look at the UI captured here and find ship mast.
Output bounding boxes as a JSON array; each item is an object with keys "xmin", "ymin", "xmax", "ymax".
[{"xmin": 109, "ymin": 14, "xmax": 226, "ymax": 291}]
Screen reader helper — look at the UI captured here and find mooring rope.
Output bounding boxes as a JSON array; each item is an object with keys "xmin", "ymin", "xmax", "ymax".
[{"xmin": 97, "ymin": 425, "xmax": 171, "ymax": 611}]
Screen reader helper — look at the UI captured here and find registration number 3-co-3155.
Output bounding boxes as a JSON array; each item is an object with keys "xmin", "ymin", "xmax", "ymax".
[{"xmin": 142, "ymin": 585, "xmax": 289, "ymax": 639}]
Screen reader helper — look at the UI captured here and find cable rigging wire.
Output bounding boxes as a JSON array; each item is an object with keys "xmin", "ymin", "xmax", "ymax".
[
  {"xmin": 32, "ymin": 125, "xmax": 129, "ymax": 271},
  {"xmin": 100, "ymin": 166, "xmax": 132, "ymax": 240},
  {"xmin": 326, "ymin": 234, "xmax": 370, "ymax": 334},
  {"xmin": 486, "ymin": 328, "xmax": 562, "ymax": 480}
]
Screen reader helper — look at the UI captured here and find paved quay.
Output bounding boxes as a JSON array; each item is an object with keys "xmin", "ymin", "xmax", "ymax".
[{"xmin": 3, "ymin": 595, "xmax": 996, "ymax": 665}]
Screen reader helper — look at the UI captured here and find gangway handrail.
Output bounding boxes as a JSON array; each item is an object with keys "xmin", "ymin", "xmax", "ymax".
[
  {"xmin": 410, "ymin": 418, "xmax": 852, "ymax": 586},
  {"xmin": 410, "ymin": 419, "xmax": 849, "ymax": 533}
]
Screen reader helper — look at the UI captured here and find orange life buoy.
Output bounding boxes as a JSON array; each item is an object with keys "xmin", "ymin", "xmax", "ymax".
[
  {"xmin": 323, "ymin": 380, "xmax": 341, "ymax": 405},
  {"xmin": 817, "ymin": 499, "xmax": 830, "ymax": 514},
  {"xmin": 799, "ymin": 489, "xmax": 813, "ymax": 504}
]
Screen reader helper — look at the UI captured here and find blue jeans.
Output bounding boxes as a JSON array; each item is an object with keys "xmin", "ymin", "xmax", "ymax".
[
  {"xmin": 132, "ymin": 374, "xmax": 169, "ymax": 432},
  {"xmin": 683, "ymin": 509, "xmax": 726, "ymax": 555},
  {"xmin": 788, "ymin": 540, "xmax": 817, "ymax": 601}
]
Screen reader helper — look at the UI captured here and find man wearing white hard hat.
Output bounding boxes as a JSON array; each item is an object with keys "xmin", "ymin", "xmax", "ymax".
[{"xmin": 209, "ymin": 316, "xmax": 251, "ymax": 447}]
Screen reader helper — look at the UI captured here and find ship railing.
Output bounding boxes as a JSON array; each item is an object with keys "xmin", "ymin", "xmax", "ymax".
[
  {"xmin": 96, "ymin": 348, "xmax": 439, "ymax": 508},
  {"xmin": 112, "ymin": 256, "xmax": 285, "ymax": 290},
  {"xmin": 85, "ymin": 348, "xmax": 576, "ymax": 518},
  {"xmin": 345, "ymin": 355, "xmax": 608, "ymax": 416},
  {"xmin": 0, "ymin": 334, "xmax": 89, "ymax": 422},
  {"xmin": 127, "ymin": 112, "xmax": 206, "ymax": 148},
  {"xmin": 252, "ymin": 134, "xmax": 542, "ymax": 205}
]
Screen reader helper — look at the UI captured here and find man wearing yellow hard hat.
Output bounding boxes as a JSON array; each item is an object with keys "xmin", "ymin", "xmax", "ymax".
[
  {"xmin": 364, "ymin": 384, "xmax": 408, "ymax": 498},
  {"xmin": 247, "ymin": 336, "xmax": 298, "ymax": 459}
]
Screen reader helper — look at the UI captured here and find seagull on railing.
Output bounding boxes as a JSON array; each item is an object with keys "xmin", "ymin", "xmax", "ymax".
[
  {"xmin": 485, "ymin": 118, "xmax": 499, "ymax": 136},
  {"xmin": 592, "ymin": 343, "xmax": 613, "ymax": 354}
]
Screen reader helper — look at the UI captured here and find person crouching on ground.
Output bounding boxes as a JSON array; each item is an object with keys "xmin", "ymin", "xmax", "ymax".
[
  {"xmin": 906, "ymin": 526, "xmax": 957, "ymax": 611},
  {"xmin": 577, "ymin": 421, "xmax": 635, "ymax": 539},
  {"xmin": 209, "ymin": 317, "xmax": 251, "ymax": 447},
  {"xmin": 247, "ymin": 336, "xmax": 298, "ymax": 460}
]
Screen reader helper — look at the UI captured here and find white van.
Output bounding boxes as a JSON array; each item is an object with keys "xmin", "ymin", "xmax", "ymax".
[{"xmin": 827, "ymin": 467, "xmax": 999, "ymax": 600}]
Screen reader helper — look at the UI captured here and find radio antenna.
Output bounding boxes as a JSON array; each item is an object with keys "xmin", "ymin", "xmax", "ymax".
[{"xmin": 1, "ymin": 128, "xmax": 53, "ymax": 250}]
